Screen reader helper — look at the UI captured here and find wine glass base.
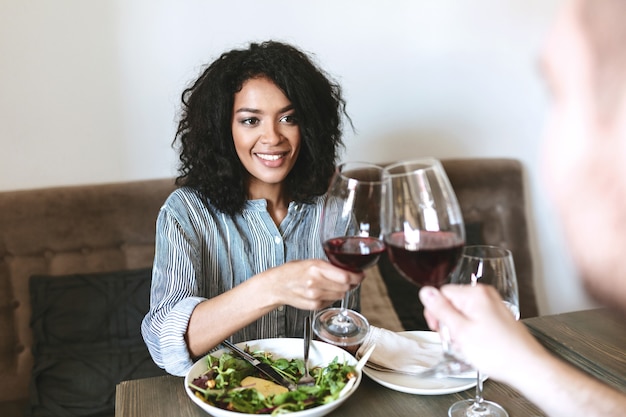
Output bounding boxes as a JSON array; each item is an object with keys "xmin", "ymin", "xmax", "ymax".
[
  {"xmin": 313, "ymin": 308, "xmax": 369, "ymax": 346},
  {"xmin": 448, "ymin": 399, "xmax": 509, "ymax": 417}
]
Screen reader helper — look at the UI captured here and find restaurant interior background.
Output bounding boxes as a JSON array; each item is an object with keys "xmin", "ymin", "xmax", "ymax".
[{"xmin": 1, "ymin": 0, "xmax": 592, "ymax": 316}]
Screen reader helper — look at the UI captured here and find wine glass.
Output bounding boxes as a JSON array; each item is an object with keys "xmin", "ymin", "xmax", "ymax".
[
  {"xmin": 381, "ymin": 158, "xmax": 466, "ymax": 374},
  {"xmin": 448, "ymin": 245, "xmax": 520, "ymax": 417},
  {"xmin": 313, "ymin": 162, "xmax": 386, "ymax": 346}
]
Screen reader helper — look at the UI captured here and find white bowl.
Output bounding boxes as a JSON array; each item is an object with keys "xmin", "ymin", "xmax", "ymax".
[{"xmin": 185, "ymin": 338, "xmax": 361, "ymax": 417}]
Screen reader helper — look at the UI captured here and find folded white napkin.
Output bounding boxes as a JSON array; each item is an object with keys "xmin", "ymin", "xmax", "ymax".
[{"xmin": 356, "ymin": 326, "xmax": 442, "ymax": 373}]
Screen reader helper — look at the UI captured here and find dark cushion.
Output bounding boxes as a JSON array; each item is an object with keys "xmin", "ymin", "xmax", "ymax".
[{"xmin": 28, "ymin": 268, "xmax": 166, "ymax": 417}]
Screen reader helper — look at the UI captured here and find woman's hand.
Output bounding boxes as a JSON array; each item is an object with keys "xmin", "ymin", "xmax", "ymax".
[{"xmin": 265, "ymin": 259, "xmax": 364, "ymax": 311}]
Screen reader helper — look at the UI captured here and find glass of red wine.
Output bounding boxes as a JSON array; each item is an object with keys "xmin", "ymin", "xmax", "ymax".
[
  {"xmin": 381, "ymin": 158, "xmax": 467, "ymax": 375},
  {"xmin": 313, "ymin": 161, "xmax": 386, "ymax": 346}
]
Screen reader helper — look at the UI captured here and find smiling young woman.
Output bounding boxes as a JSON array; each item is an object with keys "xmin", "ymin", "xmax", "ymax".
[{"xmin": 140, "ymin": 41, "xmax": 363, "ymax": 377}]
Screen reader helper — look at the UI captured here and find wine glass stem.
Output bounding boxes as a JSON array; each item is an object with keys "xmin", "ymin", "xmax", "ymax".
[
  {"xmin": 473, "ymin": 370, "xmax": 487, "ymax": 411},
  {"xmin": 336, "ymin": 292, "xmax": 350, "ymax": 323}
]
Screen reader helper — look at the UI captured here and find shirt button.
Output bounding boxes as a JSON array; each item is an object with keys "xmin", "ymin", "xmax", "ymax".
[
  {"xmin": 274, "ymin": 236, "xmax": 282, "ymax": 244},
  {"xmin": 277, "ymin": 306, "xmax": 284, "ymax": 312}
]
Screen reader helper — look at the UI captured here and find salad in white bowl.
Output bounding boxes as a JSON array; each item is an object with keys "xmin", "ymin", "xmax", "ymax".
[{"xmin": 185, "ymin": 338, "xmax": 361, "ymax": 417}]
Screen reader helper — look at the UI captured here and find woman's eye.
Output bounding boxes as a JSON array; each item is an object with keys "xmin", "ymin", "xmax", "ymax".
[
  {"xmin": 280, "ymin": 114, "xmax": 298, "ymax": 125},
  {"xmin": 240, "ymin": 117, "xmax": 259, "ymax": 126}
]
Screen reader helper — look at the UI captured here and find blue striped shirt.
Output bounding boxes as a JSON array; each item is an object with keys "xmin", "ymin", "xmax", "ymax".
[{"xmin": 141, "ymin": 187, "xmax": 331, "ymax": 376}]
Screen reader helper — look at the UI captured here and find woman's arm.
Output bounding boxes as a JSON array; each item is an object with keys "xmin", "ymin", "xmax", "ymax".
[{"xmin": 185, "ymin": 258, "xmax": 362, "ymax": 357}]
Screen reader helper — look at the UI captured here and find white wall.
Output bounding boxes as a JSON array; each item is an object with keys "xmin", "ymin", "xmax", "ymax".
[{"xmin": 0, "ymin": 0, "xmax": 596, "ymax": 315}]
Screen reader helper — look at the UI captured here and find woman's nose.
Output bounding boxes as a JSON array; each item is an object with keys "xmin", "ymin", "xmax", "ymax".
[{"xmin": 260, "ymin": 123, "xmax": 282, "ymax": 145}]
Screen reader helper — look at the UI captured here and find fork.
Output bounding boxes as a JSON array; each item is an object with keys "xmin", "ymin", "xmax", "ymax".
[
  {"xmin": 363, "ymin": 361, "xmax": 439, "ymax": 377},
  {"xmin": 298, "ymin": 314, "xmax": 315, "ymax": 386},
  {"xmin": 363, "ymin": 358, "xmax": 475, "ymax": 379}
]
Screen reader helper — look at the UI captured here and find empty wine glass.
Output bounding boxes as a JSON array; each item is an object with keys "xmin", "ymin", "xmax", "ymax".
[
  {"xmin": 313, "ymin": 162, "xmax": 386, "ymax": 346},
  {"xmin": 381, "ymin": 158, "xmax": 467, "ymax": 375},
  {"xmin": 448, "ymin": 245, "xmax": 520, "ymax": 417}
]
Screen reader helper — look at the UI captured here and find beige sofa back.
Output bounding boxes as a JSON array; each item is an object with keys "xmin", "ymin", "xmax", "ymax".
[{"xmin": 0, "ymin": 178, "xmax": 176, "ymax": 405}]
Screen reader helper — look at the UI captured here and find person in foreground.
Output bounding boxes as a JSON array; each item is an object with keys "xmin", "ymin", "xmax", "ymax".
[
  {"xmin": 141, "ymin": 41, "xmax": 363, "ymax": 376},
  {"xmin": 419, "ymin": 0, "xmax": 626, "ymax": 416}
]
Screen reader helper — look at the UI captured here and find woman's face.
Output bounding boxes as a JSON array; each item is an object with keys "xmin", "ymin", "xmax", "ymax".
[{"xmin": 231, "ymin": 76, "xmax": 301, "ymax": 199}]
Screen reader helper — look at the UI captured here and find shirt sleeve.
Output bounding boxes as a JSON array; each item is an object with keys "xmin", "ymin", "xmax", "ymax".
[{"xmin": 141, "ymin": 198, "xmax": 207, "ymax": 376}]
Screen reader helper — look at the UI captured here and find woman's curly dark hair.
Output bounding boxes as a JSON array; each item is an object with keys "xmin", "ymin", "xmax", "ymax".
[{"xmin": 174, "ymin": 40, "xmax": 349, "ymax": 215}]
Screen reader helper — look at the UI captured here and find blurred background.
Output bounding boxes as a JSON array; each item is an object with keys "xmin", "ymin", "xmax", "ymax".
[{"xmin": 1, "ymin": 0, "xmax": 593, "ymax": 315}]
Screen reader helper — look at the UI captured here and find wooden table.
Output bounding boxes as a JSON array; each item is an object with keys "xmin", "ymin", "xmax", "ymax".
[
  {"xmin": 524, "ymin": 308, "xmax": 626, "ymax": 393},
  {"xmin": 116, "ymin": 309, "xmax": 626, "ymax": 417}
]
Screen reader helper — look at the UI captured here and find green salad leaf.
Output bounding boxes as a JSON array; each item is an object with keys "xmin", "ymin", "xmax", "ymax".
[{"xmin": 189, "ymin": 346, "xmax": 356, "ymax": 415}]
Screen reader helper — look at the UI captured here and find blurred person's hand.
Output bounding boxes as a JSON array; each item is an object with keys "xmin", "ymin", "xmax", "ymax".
[{"xmin": 419, "ymin": 284, "xmax": 546, "ymax": 385}]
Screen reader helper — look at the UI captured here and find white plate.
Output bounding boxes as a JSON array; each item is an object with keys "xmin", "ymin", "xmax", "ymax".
[
  {"xmin": 185, "ymin": 338, "xmax": 361, "ymax": 417},
  {"xmin": 363, "ymin": 331, "xmax": 478, "ymax": 395}
]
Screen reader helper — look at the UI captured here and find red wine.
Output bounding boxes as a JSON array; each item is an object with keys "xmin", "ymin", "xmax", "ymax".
[
  {"xmin": 323, "ymin": 236, "xmax": 386, "ymax": 272},
  {"xmin": 386, "ymin": 231, "xmax": 463, "ymax": 288}
]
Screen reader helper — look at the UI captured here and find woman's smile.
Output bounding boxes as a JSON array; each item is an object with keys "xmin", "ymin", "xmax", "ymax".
[{"xmin": 255, "ymin": 152, "xmax": 288, "ymax": 163}]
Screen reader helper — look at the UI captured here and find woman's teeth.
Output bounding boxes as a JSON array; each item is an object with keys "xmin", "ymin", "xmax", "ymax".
[{"xmin": 257, "ymin": 154, "xmax": 282, "ymax": 161}]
